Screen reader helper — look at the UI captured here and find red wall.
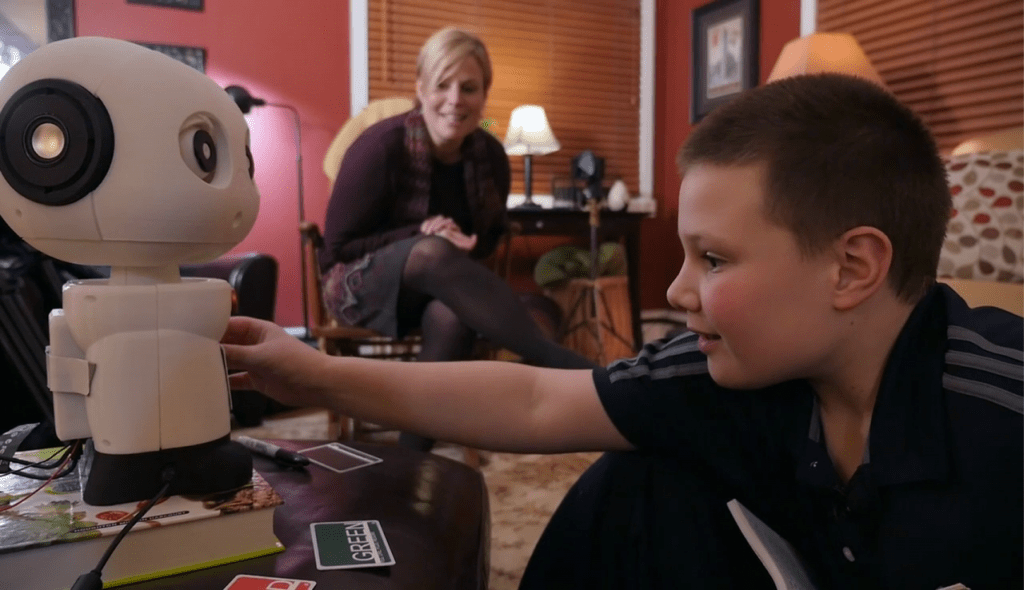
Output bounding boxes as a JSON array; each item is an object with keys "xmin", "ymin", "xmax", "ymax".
[
  {"xmin": 75, "ymin": 0, "xmax": 799, "ymax": 324},
  {"xmin": 644, "ymin": 0, "xmax": 800, "ymax": 309},
  {"xmin": 76, "ymin": 0, "xmax": 350, "ymax": 328}
]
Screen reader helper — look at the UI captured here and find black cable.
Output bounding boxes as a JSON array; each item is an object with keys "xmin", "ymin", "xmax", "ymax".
[
  {"xmin": 8, "ymin": 444, "xmax": 77, "ymax": 480},
  {"xmin": 2, "ymin": 442, "xmax": 71, "ymax": 466},
  {"xmin": 0, "ymin": 444, "xmax": 77, "ymax": 514},
  {"xmin": 70, "ymin": 466, "xmax": 176, "ymax": 590},
  {"xmin": 2, "ymin": 443, "xmax": 78, "ymax": 481}
]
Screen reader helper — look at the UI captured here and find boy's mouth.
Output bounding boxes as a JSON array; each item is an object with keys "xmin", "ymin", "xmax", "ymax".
[{"xmin": 687, "ymin": 328, "xmax": 721, "ymax": 353}]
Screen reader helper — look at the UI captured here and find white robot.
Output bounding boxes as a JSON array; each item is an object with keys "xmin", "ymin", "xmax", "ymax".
[{"xmin": 0, "ymin": 37, "xmax": 260, "ymax": 505}]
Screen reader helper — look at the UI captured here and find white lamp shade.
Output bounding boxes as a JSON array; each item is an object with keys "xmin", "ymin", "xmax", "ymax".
[
  {"xmin": 503, "ymin": 105, "xmax": 560, "ymax": 156},
  {"xmin": 767, "ymin": 33, "xmax": 886, "ymax": 88}
]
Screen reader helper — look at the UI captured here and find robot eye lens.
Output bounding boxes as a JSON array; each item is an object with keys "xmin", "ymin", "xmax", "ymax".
[
  {"xmin": 30, "ymin": 122, "xmax": 67, "ymax": 161},
  {"xmin": 192, "ymin": 129, "xmax": 217, "ymax": 174}
]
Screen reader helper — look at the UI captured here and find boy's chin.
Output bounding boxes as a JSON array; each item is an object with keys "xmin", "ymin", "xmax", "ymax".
[{"xmin": 707, "ymin": 363, "xmax": 777, "ymax": 391}]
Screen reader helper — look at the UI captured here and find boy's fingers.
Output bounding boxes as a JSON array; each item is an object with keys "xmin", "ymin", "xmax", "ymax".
[
  {"xmin": 221, "ymin": 343, "xmax": 252, "ymax": 371},
  {"xmin": 228, "ymin": 371, "xmax": 254, "ymax": 391},
  {"xmin": 221, "ymin": 316, "xmax": 257, "ymax": 345},
  {"xmin": 221, "ymin": 316, "xmax": 277, "ymax": 346}
]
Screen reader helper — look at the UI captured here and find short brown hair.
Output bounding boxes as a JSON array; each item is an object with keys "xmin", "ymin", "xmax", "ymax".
[
  {"xmin": 417, "ymin": 27, "xmax": 493, "ymax": 95},
  {"xmin": 677, "ymin": 74, "xmax": 950, "ymax": 302}
]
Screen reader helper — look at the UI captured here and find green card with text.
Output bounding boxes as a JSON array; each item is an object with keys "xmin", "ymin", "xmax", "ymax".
[{"xmin": 310, "ymin": 520, "xmax": 395, "ymax": 570}]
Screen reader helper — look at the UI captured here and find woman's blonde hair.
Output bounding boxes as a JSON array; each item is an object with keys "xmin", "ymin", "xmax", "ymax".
[{"xmin": 416, "ymin": 27, "xmax": 492, "ymax": 95}]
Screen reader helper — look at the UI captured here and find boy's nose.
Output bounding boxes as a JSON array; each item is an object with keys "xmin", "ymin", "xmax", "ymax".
[{"xmin": 666, "ymin": 262, "xmax": 700, "ymax": 312}]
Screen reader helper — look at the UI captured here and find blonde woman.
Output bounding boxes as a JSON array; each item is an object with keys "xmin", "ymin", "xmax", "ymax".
[{"xmin": 320, "ymin": 27, "xmax": 593, "ymax": 450}]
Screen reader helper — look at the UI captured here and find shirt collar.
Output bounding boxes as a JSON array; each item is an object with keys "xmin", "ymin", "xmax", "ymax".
[
  {"xmin": 868, "ymin": 285, "xmax": 950, "ymax": 486},
  {"xmin": 797, "ymin": 285, "xmax": 951, "ymax": 488}
]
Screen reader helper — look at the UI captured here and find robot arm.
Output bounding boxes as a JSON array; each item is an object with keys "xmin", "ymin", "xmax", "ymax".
[{"xmin": 46, "ymin": 308, "xmax": 92, "ymax": 440}]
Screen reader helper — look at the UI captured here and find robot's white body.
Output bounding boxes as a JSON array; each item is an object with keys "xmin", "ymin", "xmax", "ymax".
[
  {"xmin": 49, "ymin": 276, "xmax": 232, "ymax": 454},
  {"xmin": 0, "ymin": 37, "xmax": 260, "ymax": 504}
]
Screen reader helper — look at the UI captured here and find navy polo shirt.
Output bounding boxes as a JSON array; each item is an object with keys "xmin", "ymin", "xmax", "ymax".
[{"xmin": 595, "ymin": 284, "xmax": 1022, "ymax": 589}]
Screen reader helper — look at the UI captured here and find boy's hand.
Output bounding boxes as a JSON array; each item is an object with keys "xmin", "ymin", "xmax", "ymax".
[{"xmin": 221, "ymin": 316, "xmax": 329, "ymax": 409}]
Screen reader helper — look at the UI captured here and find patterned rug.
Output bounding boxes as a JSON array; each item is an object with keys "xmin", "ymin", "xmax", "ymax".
[
  {"xmin": 482, "ymin": 451, "xmax": 601, "ymax": 589},
  {"xmin": 233, "ymin": 409, "xmax": 600, "ymax": 590}
]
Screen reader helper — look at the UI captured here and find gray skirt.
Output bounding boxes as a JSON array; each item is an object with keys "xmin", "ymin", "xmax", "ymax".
[{"xmin": 321, "ymin": 235, "xmax": 421, "ymax": 338}]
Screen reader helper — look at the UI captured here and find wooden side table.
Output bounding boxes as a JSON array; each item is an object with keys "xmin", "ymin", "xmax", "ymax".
[{"xmin": 507, "ymin": 208, "xmax": 647, "ymax": 351}]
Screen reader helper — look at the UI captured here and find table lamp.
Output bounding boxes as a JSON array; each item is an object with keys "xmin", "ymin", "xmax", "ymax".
[
  {"xmin": 767, "ymin": 32, "xmax": 886, "ymax": 88},
  {"xmin": 503, "ymin": 105, "xmax": 560, "ymax": 209},
  {"xmin": 225, "ymin": 84, "xmax": 310, "ymax": 336}
]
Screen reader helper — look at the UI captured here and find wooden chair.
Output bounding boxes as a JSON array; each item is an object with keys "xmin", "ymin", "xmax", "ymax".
[
  {"xmin": 300, "ymin": 221, "xmax": 481, "ymax": 467},
  {"xmin": 323, "ymin": 97, "xmax": 416, "ymax": 188}
]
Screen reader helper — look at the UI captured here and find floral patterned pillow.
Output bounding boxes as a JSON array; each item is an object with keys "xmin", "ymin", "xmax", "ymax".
[{"xmin": 939, "ymin": 150, "xmax": 1024, "ymax": 283}]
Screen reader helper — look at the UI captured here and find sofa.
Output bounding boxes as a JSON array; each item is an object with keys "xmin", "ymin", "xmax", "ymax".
[
  {"xmin": 937, "ymin": 147, "xmax": 1023, "ymax": 315},
  {"xmin": 180, "ymin": 252, "xmax": 279, "ymax": 323}
]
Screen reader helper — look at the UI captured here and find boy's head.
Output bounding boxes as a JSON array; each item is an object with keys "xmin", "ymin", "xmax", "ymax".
[{"xmin": 677, "ymin": 73, "xmax": 950, "ymax": 303}]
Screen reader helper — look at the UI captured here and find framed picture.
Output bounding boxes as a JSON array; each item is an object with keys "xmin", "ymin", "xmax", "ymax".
[
  {"xmin": 135, "ymin": 42, "xmax": 206, "ymax": 73},
  {"xmin": 127, "ymin": 0, "xmax": 204, "ymax": 10},
  {"xmin": 691, "ymin": 0, "xmax": 759, "ymax": 123},
  {"xmin": 46, "ymin": 0, "xmax": 76, "ymax": 42}
]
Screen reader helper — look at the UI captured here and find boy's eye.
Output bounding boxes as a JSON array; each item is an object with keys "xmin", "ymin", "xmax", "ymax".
[{"xmin": 702, "ymin": 253, "xmax": 723, "ymax": 270}]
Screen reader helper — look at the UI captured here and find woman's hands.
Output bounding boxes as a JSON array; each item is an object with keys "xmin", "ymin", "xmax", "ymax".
[
  {"xmin": 420, "ymin": 215, "xmax": 478, "ymax": 252},
  {"xmin": 220, "ymin": 316, "xmax": 332, "ymax": 409}
]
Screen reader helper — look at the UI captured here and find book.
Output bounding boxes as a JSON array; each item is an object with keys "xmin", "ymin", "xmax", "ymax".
[
  {"xmin": 727, "ymin": 499, "xmax": 817, "ymax": 590},
  {"xmin": 0, "ymin": 447, "xmax": 284, "ymax": 590}
]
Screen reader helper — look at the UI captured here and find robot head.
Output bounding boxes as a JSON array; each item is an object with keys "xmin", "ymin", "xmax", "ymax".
[{"xmin": 0, "ymin": 37, "xmax": 259, "ymax": 267}]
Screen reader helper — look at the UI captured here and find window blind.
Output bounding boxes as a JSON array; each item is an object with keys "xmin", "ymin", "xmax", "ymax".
[
  {"xmin": 817, "ymin": 0, "xmax": 1023, "ymax": 154},
  {"xmin": 368, "ymin": 0, "xmax": 641, "ymax": 197}
]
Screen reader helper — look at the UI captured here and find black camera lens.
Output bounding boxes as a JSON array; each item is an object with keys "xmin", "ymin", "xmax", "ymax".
[{"xmin": 192, "ymin": 128, "xmax": 217, "ymax": 174}]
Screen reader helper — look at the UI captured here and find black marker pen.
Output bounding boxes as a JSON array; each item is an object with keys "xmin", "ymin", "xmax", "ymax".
[{"xmin": 236, "ymin": 435, "xmax": 310, "ymax": 467}]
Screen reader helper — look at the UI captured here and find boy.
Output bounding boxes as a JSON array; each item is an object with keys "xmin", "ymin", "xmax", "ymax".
[{"xmin": 222, "ymin": 74, "xmax": 1022, "ymax": 589}]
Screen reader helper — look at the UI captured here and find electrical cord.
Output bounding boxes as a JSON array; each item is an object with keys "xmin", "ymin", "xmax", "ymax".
[
  {"xmin": 3, "ymin": 442, "xmax": 79, "ymax": 480},
  {"xmin": 0, "ymin": 442, "xmax": 79, "ymax": 513},
  {"xmin": 70, "ymin": 466, "xmax": 176, "ymax": 590}
]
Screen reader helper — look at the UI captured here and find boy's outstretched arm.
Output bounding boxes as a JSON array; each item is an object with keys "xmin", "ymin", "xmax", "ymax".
[{"xmin": 221, "ymin": 316, "xmax": 633, "ymax": 454}]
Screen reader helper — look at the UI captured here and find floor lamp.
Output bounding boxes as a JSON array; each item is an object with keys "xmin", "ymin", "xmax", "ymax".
[{"xmin": 225, "ymin": 85, "xmax": 309, "ymax": 336}]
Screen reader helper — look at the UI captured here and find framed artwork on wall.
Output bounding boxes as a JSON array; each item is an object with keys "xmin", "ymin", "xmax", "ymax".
[
  {"xmin": 127, "ymin": 0, "xmax": 204, "ymax": 10},
  {"xmin": 136, "ymin": 42, "xmax": 206, "ymax": 72},
  {"xmin": 46, "ymin": 0, "xmax": 76, "ymax": 42},
  {"xmin": 691, "ymin": 0, "xmax": 759, "ymax": 123}
]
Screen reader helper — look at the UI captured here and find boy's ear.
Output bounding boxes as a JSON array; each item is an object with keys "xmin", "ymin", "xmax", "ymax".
[{"xmin": 830, "ymin": 226, "xmax": 893, "ymax": 311}]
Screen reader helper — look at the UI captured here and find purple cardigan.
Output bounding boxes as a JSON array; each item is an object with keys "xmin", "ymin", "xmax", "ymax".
[{"xmin": 320, "ymin": 113, "xmax": 511, "ymax": 272}]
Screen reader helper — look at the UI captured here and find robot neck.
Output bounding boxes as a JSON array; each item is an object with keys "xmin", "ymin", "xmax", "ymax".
[{"xmin": 107, "ymin": 266, "xmax": 181, "ymax": 285}]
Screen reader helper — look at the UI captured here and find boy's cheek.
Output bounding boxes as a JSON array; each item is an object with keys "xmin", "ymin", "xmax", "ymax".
[{"xmin": 703, "ymin": 284, "xmax": 756, "ymax": 330}]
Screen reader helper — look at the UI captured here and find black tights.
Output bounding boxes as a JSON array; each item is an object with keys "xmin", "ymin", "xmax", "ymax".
[{"xmin": 396, "ymin": 236, "xmax": 595, "ymax": 452}]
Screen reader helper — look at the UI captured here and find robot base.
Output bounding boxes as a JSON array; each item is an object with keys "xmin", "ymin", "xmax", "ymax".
[{"xmin": 82, "ymin": 435, "xmax": 252, "ymax": 506}]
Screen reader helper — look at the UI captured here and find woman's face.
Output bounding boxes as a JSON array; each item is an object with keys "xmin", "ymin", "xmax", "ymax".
[{"xmin": 417, "ymin": 56, "xmax": 487, "ymax": 158}]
